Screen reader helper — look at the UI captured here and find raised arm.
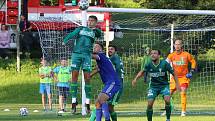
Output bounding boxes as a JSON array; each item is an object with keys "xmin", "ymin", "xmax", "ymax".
[{"xmin": 63, "ymin": 27, "xmax": 81, "ymax": 44}]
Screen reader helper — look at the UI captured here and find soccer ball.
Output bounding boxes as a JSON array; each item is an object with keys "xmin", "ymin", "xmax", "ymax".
[
  {"xmin": 19, "ymin": 108, "xmax": 28, "ymax": 116},
  {"xmin": 78, "ymin": 0, "xmax": 89, "ymax": 10}
]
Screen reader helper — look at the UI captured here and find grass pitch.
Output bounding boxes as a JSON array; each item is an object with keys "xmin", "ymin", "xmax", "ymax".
[{"xmin": 0, "ymin": 104, "xmax": 215, "ymax": 121}]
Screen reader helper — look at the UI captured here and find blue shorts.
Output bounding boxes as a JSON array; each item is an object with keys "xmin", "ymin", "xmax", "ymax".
[
  {"xmin": 102, "ymin": 82, "xmax": 121, "ymax": 99},
  {"xmin": 108, "ymin": 79, "xmax": 123, "ymax": 105},
  {"xmin": 40, "ymin": 83, "xmax": 52, "ymax": 95}
]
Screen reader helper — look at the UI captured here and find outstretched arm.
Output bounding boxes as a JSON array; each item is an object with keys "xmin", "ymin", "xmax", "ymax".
[
  {"xmin": 132, "ymin": 70, "xmax": 144, "ymax": 87},
  {"xmin": 166, "ymin": 61, "xmax": 181, "ymax": 91},
  {"xmin": 172, "ymin": 73, "xmax": 181, "ymax": 91}
]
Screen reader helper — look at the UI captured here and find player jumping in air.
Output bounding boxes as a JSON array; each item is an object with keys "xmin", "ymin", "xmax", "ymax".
[
  {"xmin": 132, "ymin": 49, "xmax": 180, "ymax": 121},
  {"xmin": 166, "ymin": 39, "xmax": 196, "ymax": 116},
  {"xmin": 63, "ymin": 15, "xmax": 102, "ymax": 114},
  {"xmin": 39, "ymin": 58, "xmax": 53, "ymax": 112},
  {"xmin": 89, "ymin": 44, "xmax": 124, "ymax": 121},
  {"xmin": 91, "ymin": 43, "xmax": 122, "ymax": 121}
]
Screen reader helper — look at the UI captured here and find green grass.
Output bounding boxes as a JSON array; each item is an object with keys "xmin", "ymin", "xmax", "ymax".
[
  {"xmin": 0, "ymin": 57, "xmax": 215, "ymax": 121},
  {"xmin": 0, "ymin": 103, "xmax": 215, "ymax": 121}
]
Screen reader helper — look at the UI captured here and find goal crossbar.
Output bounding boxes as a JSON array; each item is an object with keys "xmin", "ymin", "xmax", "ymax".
[{"xmin": 87, "ymin": 7, "xmax": 215, "ymax": 15}]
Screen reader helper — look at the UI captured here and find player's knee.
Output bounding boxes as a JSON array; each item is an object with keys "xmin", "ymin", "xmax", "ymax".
[
  {"xmin": 95, "ymin": 101, "xmax": 101, "ymax": 109},
  {"xmin": 108, "ymin": 104, "xmax": 114, "ymax": 112}
]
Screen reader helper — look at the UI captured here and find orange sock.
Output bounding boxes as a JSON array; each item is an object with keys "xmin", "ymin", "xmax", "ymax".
[{"xmin": 181, "ymin": 92, "xmax": 186, "ymax": 112}]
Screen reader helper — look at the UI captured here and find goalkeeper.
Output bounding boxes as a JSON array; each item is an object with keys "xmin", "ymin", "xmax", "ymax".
[
  {"xmin": 39, "ymin": 58, "xmax": 53, "ymax": 112},
  {"xmin": 89, "ymin": 44, "xmax": 124, "ymax": 121},
  {"xmin": 165, "ymin": 39, "xmax": 196, "ymax": 116},
  {"xmin": 132, "ymin": 49, "xmax": 180, "ymax": 121},
  {"xmin": 63, "ymin": 15, "xmax": 102, "ymax": 114}
]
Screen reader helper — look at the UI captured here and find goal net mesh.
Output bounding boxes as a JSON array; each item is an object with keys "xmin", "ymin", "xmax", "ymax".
[{"xmin": 33, "ymin": 12, "xmax": 215, "ymax": 115}]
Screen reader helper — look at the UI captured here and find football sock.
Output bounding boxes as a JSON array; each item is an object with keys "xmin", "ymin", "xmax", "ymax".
[
  {"xmin": 146, "ymin": 108, "xmax": 153, "ymax": 121},
  {"xmin": 85, "ymin": 83, "xmax": 92, "ymax": 100},
  {"xmin": 165, "ymin": 104, "xmax": 171, "ymax": 120},
  {"xmin": 170, "ymin": 97, "xmax": 174, "ymax": 112},
  {"xmin": 181, "ymin": 92, "xmax": 187, "ymax": 112},
  {"xmin": 70, "ymin": 82, "xmax": 78, "ymax": 99},
  {"xmin": 89, "ymin": 109, "xmax": 96, "ymax": 121},
  {"xmin": 102, "ymin": 103, "xmax": 110, "ymax": 121},
  {"xmin": 96, "ymin": 108, "xmax": 102, "ymax": 121},
  {"xmin": 110, "ymin": 111, "xmax": 117, "ymax": 121}
]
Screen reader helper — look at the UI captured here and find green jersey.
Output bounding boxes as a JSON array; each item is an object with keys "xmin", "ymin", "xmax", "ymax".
[
  {"xmin": 144, "ymin": 59, "xmax": 174, "ymax": 88},
  {"xmin": 53, "ymin": 66, "xmax": 71, "ymax": 83},
  {"xmin": 39, "ymin": 66, "xmax": 52, "ymax": 83},
  {"xmin": 109, "ymin": 53, "xmax": 124, "ymax": 80},
  {"xmin": 141, "ymin": 55, "xmax": 151, "ymax": 71},
  {"xmin": 63, "ymin": 26, "xmax": 102, "ymax": 54}
]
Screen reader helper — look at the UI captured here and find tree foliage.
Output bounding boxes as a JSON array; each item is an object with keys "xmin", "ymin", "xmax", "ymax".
[{"xmin": 134, "ymin": 0, "xmax": 215, "ymax": 10}]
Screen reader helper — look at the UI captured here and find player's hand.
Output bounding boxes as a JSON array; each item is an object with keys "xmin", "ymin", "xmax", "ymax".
[
  {"xmin": 132, "ymin": 79, "xmax": 137, "ymax": 87},
  {"xmin": 40, "ymin": 74, "xmax": 45, "ymax": 79},
  {"xmin": 186, "ymin": 72, "xmax": 192, "ymax": 78}
]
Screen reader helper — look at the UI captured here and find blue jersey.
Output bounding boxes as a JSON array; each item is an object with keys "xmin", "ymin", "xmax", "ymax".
[{"xmin": 96, "ymin": 52, "xmax": 121, "ymax": 86}]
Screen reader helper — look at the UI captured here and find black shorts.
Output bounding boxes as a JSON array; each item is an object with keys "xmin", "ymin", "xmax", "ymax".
[{"xmin": 58, "ymin": 87, "xmax": 69, "ymax": 97}]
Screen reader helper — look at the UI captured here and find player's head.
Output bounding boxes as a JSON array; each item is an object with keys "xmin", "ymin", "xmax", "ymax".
[
  {"xmin": 150, "ymin": 49, "xmax": 161, "ymax": 61},
  {"xmin": 108, "ymin": 44, "xmax": 117, "ymax": 56},
  {"xmin": 60, "ymin": 59, "xmax": 67, "ymax": 67},
  {"xmin": 174, "ymin": 39, "xmax": 183, "ymax": 52},
  {"xmin": 1, "ymin": 24, "xmax": 6, "ymax": 31},
  {"xmin": 145, "ymin": 47, "xmax": 151, "ymax": 55},
  {"xmin": 40, "ymin": 58, "xmax": 47, "ymax": 66},
  {"xmin": 20, "ymin": 15, "xmax": 26, "ymax": 21},
  {"xmin": 88, "ymin": 15, "xmax": 98, "ymax": 28},
  {"xmin": 93, "ymin": 42, "xmax": 103, "ymax": 53}
]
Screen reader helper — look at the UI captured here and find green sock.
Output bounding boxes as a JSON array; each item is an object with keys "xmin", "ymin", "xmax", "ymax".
[
  {"xmin": 70, "ymin": 82, "xmax": 78, "ymax": 98},
  {"xmin": 146, "ymin": 108, "xmax": 153, "ymax": 121},
  {"xmin": 85, "ymin": 83, "xmax": 92, "ymax": 99},
  {"xmin": 165, "ymin": 104, "xmax": 171, "ymax": 120},
  {"xmin": 89, "ymin": 109, "xmax": 96, "ymax": 121},
  {"xmin": 170, "ymin": 97, "xmax": 174, "ymax": 112},
  {"xmin": 110, "ymin": 112, "xmax": 117, "ymax": 121}
]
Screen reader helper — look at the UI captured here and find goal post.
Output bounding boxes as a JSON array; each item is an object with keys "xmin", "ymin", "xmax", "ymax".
[
  {"xmin": 85, "ymin": 7, "xmax": 215, "ymax": 115},
  {"xmin": 33, "ymin": 7, "xmax": 215, "ymax": 115}
]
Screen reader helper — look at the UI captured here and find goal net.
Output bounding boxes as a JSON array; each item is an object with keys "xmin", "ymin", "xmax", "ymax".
[
  {"xmin": 33, "ymin": 9, "xmax": 215, "ymax": 115},
  {"xmin": 106, "ymin": 11, "xmax": 215, "ymax": 115}
]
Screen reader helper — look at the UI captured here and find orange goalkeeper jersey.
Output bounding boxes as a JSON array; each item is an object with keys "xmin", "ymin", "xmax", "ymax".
[{"xmin": 167, "ymin": 51, "xmax": 196, "ymax": 78}]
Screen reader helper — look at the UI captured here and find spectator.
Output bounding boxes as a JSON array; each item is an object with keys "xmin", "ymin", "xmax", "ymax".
[
  {"xmin": 19, "ymin": 15, "xmax": 32, "ymax": 57},
  {"xmin": 0, "ymin": 24, "xmax": 10, "ymax": 59}
]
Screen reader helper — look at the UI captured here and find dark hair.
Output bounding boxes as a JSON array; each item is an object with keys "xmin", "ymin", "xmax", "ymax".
[
  {"xmin": 89, "ymin": 15, "xmax": 98, "ymax": 22},
  {"xmin": 108, "ymin": 44, "xmax": 117, "ymax": 51},
  {"xmin": 152, "ymin": 49, "xmax": 161, "ymax": 55},
  {"xmin": 1, "ymin": 24, "xmax": 6, "ymax": 30},
  {"xmin": 96, "ymin": 42, "xmax": 104, "ymax": 50}
]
